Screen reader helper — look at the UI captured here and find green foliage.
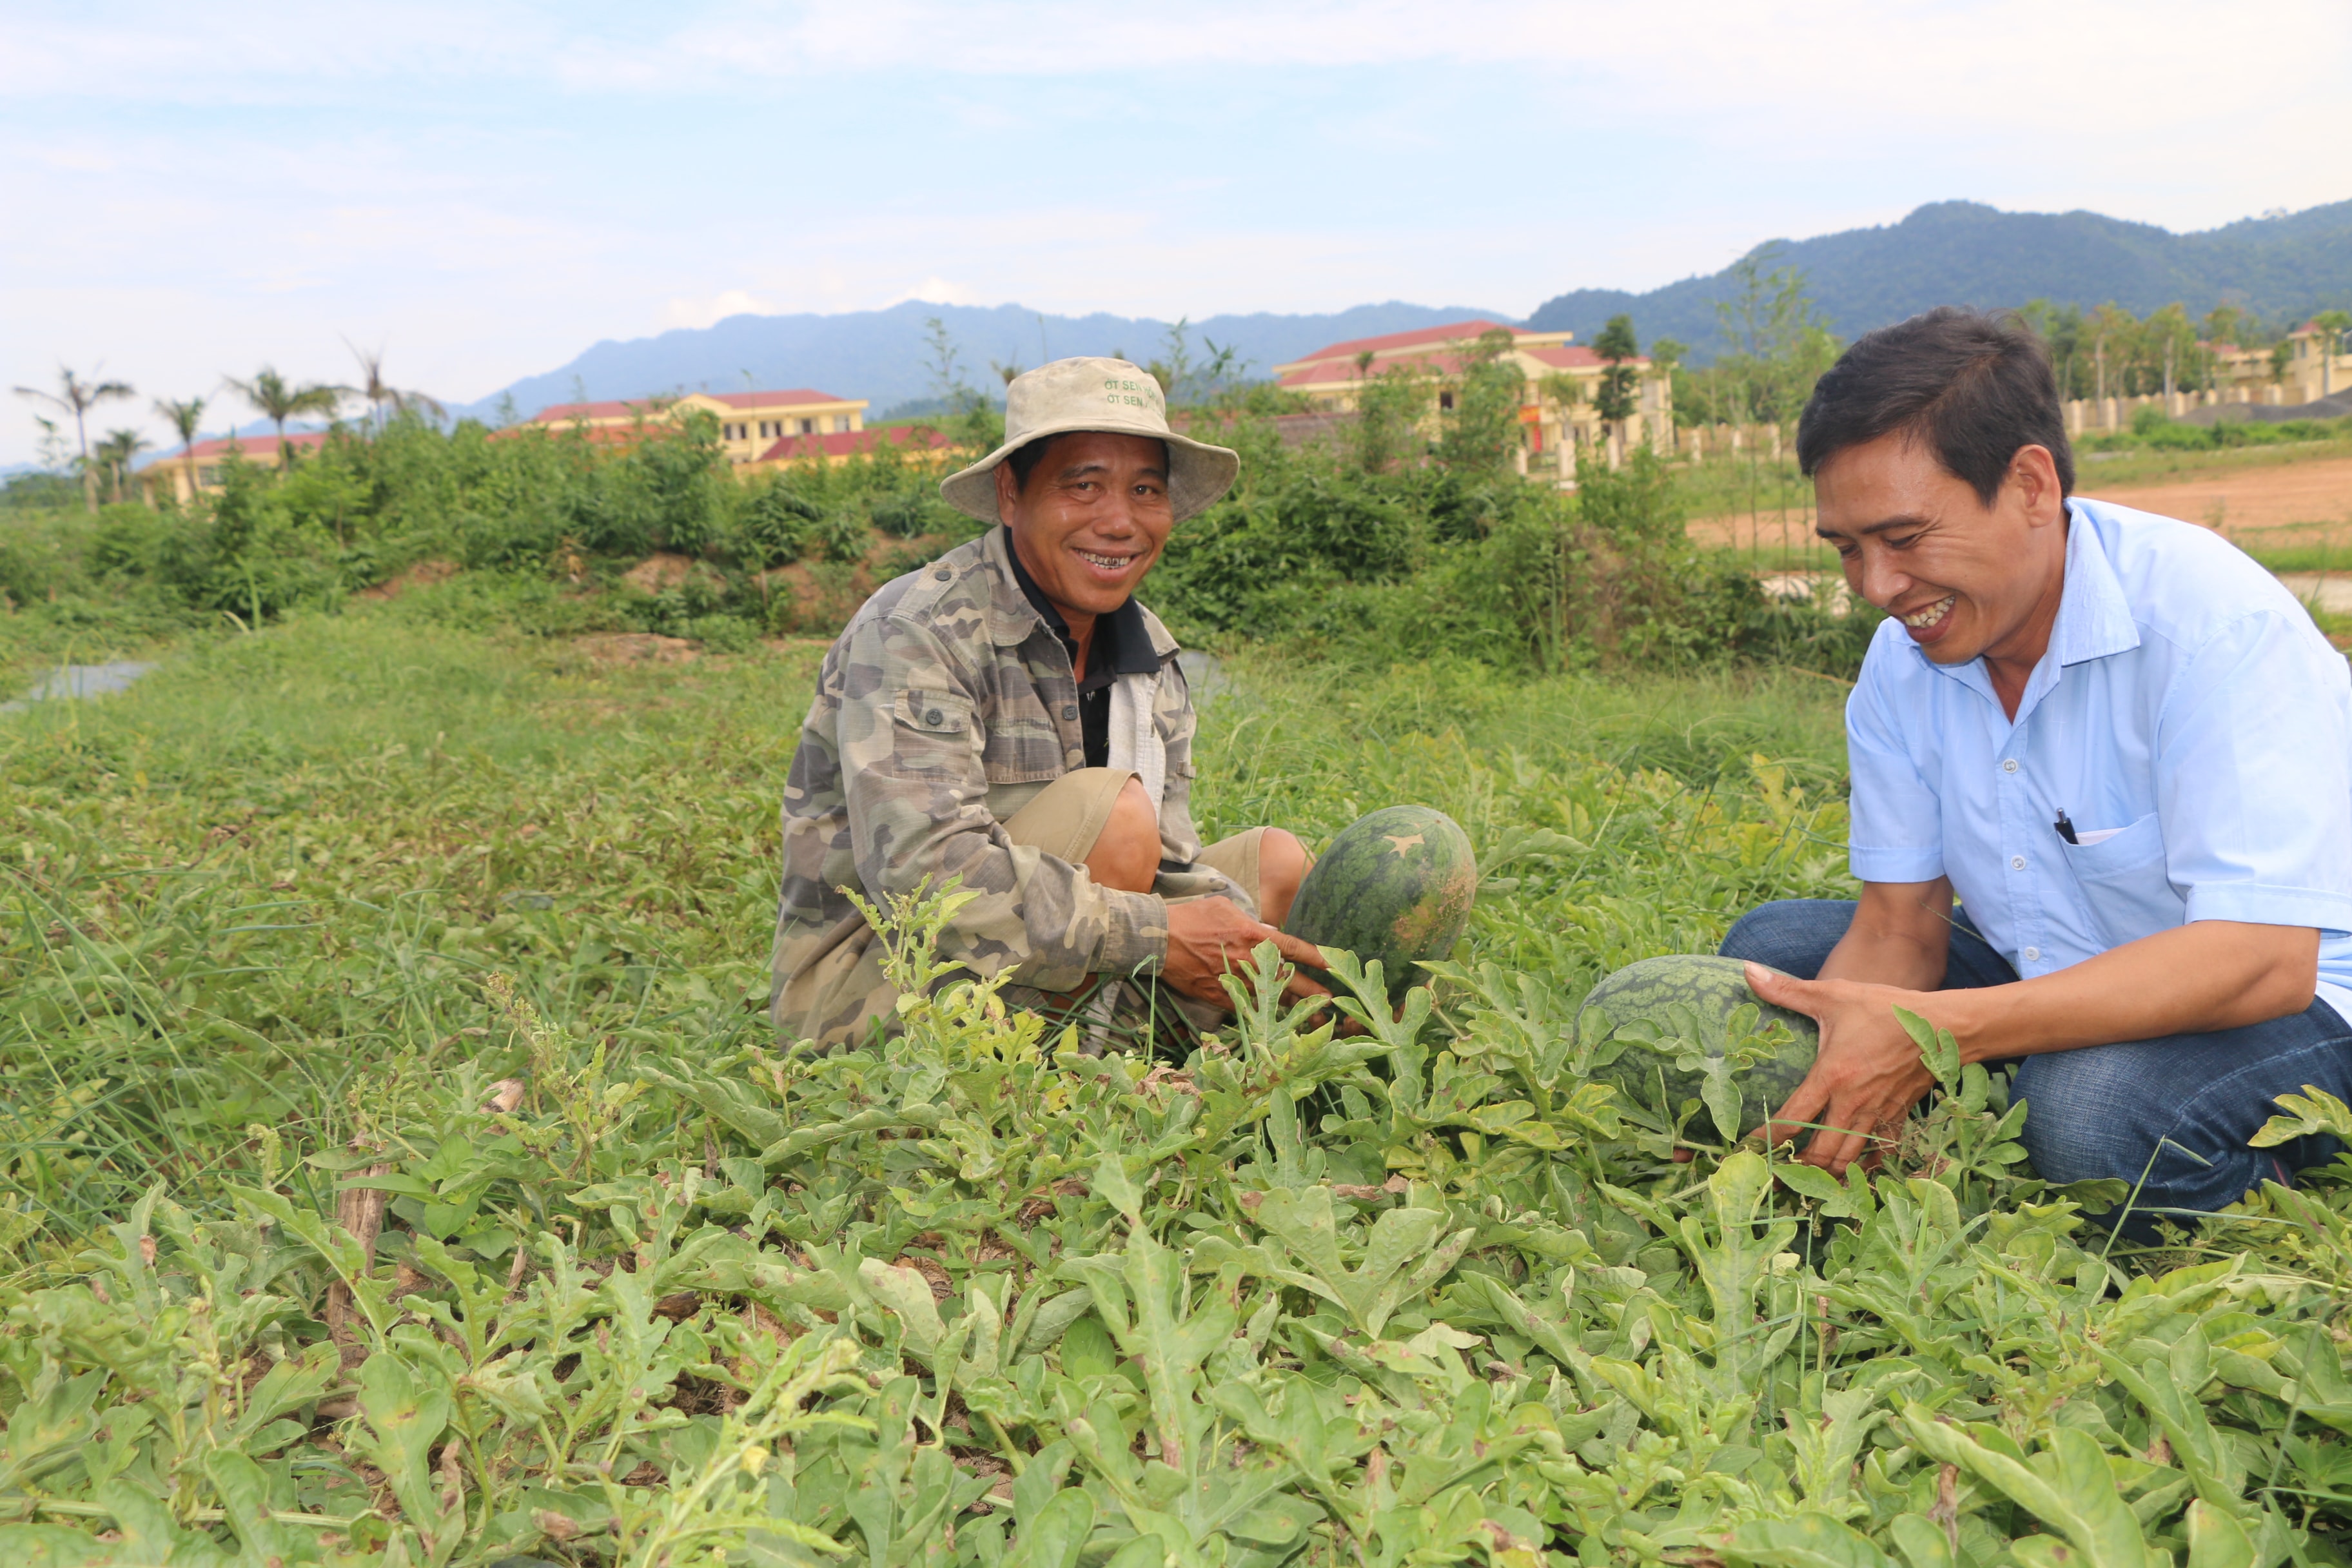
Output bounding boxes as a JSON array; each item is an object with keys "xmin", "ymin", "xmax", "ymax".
[
  {"xmin": 2081, "ymin": 413, "xmax": 2352, "ymax": 456},
  {"xmin": 1674, "ymin": 249, "xmax": 1841, "ymax": 429},
  {"xmin": 1593, "ymin": 316, "xmax": 1640, "ymax": 429},
  {"xmin": 1, "ymin": 473, "xmax": 82, "ymax": 514},
  {"xmin": 3, "ymin": 623, "xmax": 2350, "ymax": 1561},
  {"xmin": 1152, "ymin": 427, "xmax": 1878, "ymax": 677},
  {"xmin": 0, "ymin": 407, "xmax": 994, "ymax": 655},
  {"xmin": 10, "ymin": 317, "xmax": 1884, "ymax": 679},
  {"xmin": 1436, "ymin": 329, "xmax": 1528, "ymax": 475},
  {"xmin": 2014, "ymin": 299, "xmax": 2340, "ymax": 404},
  {"xmin": 1351, "ymin": 365, "xmax": 1433, "ymax": 475}
]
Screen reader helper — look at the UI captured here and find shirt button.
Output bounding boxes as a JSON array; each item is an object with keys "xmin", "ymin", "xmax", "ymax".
[
  {"xmin": 935, "ymin": 569, "xmax": 951, "ymax": 581},
  {"xmin": 2010, "ymin": 855, "xmax": 2026, "ymax": 870},
  {"xmin": 2002, "ymin": 759, "xmax": 2018, "ymax": 774},
  {"xmin": 1063, "ymin": 705, "xmax": 1077, "ymax": 720},
  {"xmin": 2024, "ymin": 946, "xmax": 2041, "ymax": 962},
  {"xmin": 926, "ymin": 709, "xmax": 943, "ymax": 725}
]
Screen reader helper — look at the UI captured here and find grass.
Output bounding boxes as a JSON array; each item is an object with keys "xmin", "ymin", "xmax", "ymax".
[
  {"xmin": 0, "ymin": 608, "xmax": 1855, "ymax": 1249},
  {"xmin": 1672, "ymin": 453, "xmax": 1837, "ymax": 574},
  {"xmin": 2072, "ymin": 432, "xmax": 2352, "ymax": 487},
  {"xmin": 1, "ymin": 607, "xmax": 2349, "ymax": 1565}
]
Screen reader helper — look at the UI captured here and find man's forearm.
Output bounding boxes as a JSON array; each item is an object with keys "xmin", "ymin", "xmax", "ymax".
[
  {"xmin": 1817, "ymin": 881, "xmax": 1956, "ymax": 991},
  {"xmin": 1930, "ymin": 919, "xmax": 2318, "ymax": 1063}
]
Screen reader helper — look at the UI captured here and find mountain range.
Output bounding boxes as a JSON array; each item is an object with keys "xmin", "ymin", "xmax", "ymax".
[
  {"xmin": 450, "ymin": 197, "xmax": 2352, "ymax": 422},
  {"xmin": 1525, "ymin": 198, "xmax": 2352, "ymax": 350},
  {"xmin": 449, "ymin": 300, "xmax": 1507, "ymax": 425}
]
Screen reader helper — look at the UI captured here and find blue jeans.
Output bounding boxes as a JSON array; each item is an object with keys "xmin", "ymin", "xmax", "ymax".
[{"xmin": 1719, "ymin": 899, "xmax": 2352, "ymax": 1236}]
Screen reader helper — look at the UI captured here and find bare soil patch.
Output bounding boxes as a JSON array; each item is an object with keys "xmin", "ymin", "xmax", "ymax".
[
  {"xmin": 2080, "ymin": 456, "xmax": 2352, "ymax": 538},
  {"xmin": 622, "ymin": 553, "xmax": 705, "ymax": 593},
  {"xmin": 756, "ymin": 560, "xmax": 876, "ymax": 634},
  {"xmin": 356, "ymin": 559, "xmax": 460, "ymax": 600},
  {"xmin": 1685, "ymin": 456, "xmax": 2352, "ymax": 557},
  {"xmin": 569, "ymin": 632, "xmax": 700, "ymax": 665},
  {"xmin": 1685, "ymin": 508, "xmax": 1821, "ymax": 554}
]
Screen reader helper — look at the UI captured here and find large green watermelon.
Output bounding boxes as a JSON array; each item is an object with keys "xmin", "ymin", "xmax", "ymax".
[
  {"xmin": 1573, "ymin": 955, "xmax": 1819, "ymax": 1139},
  {"xmin": 1283, "ymin": 805, "xmax": 1477, "ymax": 1001}
]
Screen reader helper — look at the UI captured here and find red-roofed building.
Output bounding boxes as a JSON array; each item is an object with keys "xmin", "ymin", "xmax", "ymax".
[
  {"xmin": 520, "ymin": 387, "xmax": 869, "ymax": 466},
  {"xmin": 750, "ymin": 424, "xmax": 955, "ymax": 471},
  {"xmin": 1271, "ymin": 319, "xmax": 1671, "ymax": 471},
  {"xmin": 138, "ymin": 431, "xmax": 330, "ymax": 504}
]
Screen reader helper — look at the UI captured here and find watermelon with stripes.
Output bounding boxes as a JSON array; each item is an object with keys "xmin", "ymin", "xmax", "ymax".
[
  {"xmin": 1573, "ymin": 954, "xmax": 1819, "ymax": 1139},
  {"xmin": 1283, "ymin": 805, "xmax": 1477, "ymax": 1001}
]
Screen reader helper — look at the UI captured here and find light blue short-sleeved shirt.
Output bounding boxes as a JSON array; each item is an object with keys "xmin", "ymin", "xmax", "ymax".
[{"xmin": 1846, "ymin": 496, "xmax": 2352, "ymax": 1019}]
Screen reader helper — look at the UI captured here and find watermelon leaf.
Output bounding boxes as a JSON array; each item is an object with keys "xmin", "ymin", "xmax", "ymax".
[
  {"xmin": 2248, "ymin": 1084, "xmax": 2352, "ymax": 1147},
  {"xmin": 1894, "ymin": 1006, "xmax": 1962, "ymax": 1092}
]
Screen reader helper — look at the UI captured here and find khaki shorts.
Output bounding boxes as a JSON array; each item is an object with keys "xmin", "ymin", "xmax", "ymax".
[
  {"xmin": 774, "ymin": 767, "xmax": 1295, "ymax": 1051},
  {"xmin": 1001, "ymin": 767, "xmax": 1284, "ymax": 896}
]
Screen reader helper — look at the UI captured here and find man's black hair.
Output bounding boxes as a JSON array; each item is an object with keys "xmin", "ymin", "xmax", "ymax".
[
  {"xmin": 1796, "ymin": 306, "xmax": 2074, "ymax": 505},
  {"xmin": 1004, "ymin": 431, "xmax": 1173, "ymax": 495},
  {"xmin": 1005, "ymin": 434, "xmax": 1059, "ymax": 493}
]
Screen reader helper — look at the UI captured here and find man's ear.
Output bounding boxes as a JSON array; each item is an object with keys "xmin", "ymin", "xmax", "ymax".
[
  {"xmin": 2011, "ymin": 445, "xmax": 2066, "ymax": 526},
  {"xmin": 994, "ymin": 461, "xmax": 1021, "ymax": 525}
]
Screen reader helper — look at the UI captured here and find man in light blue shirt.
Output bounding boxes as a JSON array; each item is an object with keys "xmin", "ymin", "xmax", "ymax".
[{"xmin": 1721, "ymin": 307, "xmax": 2352, "ymax": 1235}]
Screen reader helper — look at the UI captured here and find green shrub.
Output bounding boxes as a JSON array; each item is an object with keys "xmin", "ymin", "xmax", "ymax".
[
  {"xmin": 868, "ymin": 487, "xmax": 962, "ymax": 538},
  {"xmin": 8, "ymin": 396, "xmax": 1882, "ymax": 674},
  {"xmin": 739, "ymin": 477, "xmax": 823, "ymax": 565},
  {"xmin": 683, "ymin": 612, "xmax": 760, "ymax": 652},
  {"xmin": 2082, "ymin": 410, "xmax": 2352, "ymax": 455}
]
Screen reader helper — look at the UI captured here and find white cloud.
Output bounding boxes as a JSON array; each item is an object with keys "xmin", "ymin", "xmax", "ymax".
[
  {"xmin": 883, "ymin": 277, "xmax": 979, "ymax": 308},
  {"xmin": 662, "ymin": 289, "xmax": 783, "ymax": 329}
]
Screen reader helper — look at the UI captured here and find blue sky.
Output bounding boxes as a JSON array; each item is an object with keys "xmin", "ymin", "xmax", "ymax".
[{"xmin": 5, "ymin": 0, "xmax": 2348, "ymax": 466}]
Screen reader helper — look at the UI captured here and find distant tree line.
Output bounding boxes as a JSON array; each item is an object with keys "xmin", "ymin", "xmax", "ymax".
[{"xmin": 12, "ymin": 344, "xmax": 442, "ymax": 514}]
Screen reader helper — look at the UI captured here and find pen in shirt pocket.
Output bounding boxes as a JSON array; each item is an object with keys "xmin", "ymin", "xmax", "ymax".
[{"xmin": 2053, "ymin": 808, "xmax": 2079, "ymax": 845}]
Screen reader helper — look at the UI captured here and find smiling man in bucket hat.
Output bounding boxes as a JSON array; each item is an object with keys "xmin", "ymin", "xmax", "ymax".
[{"xmin": 769, "ymin": 357, "xmax": 1330, "ymax": 1048}]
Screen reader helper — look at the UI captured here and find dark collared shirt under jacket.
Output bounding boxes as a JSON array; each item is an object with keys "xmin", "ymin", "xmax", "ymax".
[{"xmin": 1000, "ymin": 525, "xmax": 1161, "ymax": 769}]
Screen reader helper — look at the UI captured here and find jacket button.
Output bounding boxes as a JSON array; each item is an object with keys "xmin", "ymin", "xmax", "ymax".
[
  {"xmin": 926, "ymin": 709, "xmax": 943, "ymax": 725},
  {"xmin": 1063, "ymin": 705, "xmax": 1077, "ymax": 720},
  {"xmin": 935, "ymin": 569, "xmax": 951, "ymax": 581}
]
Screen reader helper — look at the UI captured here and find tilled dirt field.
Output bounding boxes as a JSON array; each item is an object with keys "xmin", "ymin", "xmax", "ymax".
[
  {"xmin": 1688, "ymin": 455, "xmax": 2352, "ymax": 556},
  {"xmin": 2080, "ymin": 456, "xmax": 2352, "ymax": 539}
]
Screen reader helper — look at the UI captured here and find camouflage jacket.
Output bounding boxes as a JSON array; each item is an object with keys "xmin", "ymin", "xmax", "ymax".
[{"xmin": 771, "ymin": 527, "xmax": 1244, "ymax": 1016}]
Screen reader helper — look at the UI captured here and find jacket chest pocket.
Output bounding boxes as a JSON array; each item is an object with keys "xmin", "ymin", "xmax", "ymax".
[
  {"xmin": 2062, "ymin": 811, "xmax": 2183, "ymax": 946},
  {"xmin": 981, "ymin": 706, "xmax": 1070, "ymax": 783}
]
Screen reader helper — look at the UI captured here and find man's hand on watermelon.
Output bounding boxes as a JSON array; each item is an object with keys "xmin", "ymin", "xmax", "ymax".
[
  {"xmin": 1164, "ymin": 897, "xmax": 1334, "ymax": 1011},
  {"xmin": 1745, "ymin": 966, "xmax": 1939, "ymax": 1173},
  {"xmin": 1738, "ymin": 879, "xmax": 2322, "ymax": 1174}
]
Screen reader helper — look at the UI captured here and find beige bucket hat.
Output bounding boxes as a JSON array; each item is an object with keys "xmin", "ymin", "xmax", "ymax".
[{"xmin": 939, "ymin": 356, "xmax": 1240, "ymax": 525}]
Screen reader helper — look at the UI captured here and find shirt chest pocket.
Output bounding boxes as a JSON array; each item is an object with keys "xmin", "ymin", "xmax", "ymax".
[
  {"xmin": 2062, "ymin": 810, "xmax": 2184, "ymax": 946},
  {"xmin": 896, "ymin": 689, "xmax": 972, "ymax": 738},
  {"xmin": 979, "ymin": 692, "xmax": 1069, "ymax": 784}
]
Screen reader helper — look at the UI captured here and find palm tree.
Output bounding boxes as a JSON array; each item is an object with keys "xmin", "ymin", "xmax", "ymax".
[
  {"xmin": 152, "ymin": 396, "xmax": 206, "ymax": 504},
  {"xmin": 224, "ymin": 366, "xmax": 345, "ymax": 467},
  {"xmin": 93, "ymin": 429, "xmax": 152, "ymax": 505},
  {"xmin": 342, "ymin": 340, "xmax": 445, "ymax": 434},
  {"xmin": 13, "ymin": 365, "xmax": 135, "ymax": 511}
]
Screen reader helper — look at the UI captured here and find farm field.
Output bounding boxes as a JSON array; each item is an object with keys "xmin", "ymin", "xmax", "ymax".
[
  {"xmin": 1682, "ymin": 438, "xmax": 2352, "ymax": 571},
  {"xmin": 2082, "ymin": 453, "xmax": 2352, "ymax": 528},
  {"xmin": 3, "ymin": 607, "xmax": 2351, "ymax": 1566}
]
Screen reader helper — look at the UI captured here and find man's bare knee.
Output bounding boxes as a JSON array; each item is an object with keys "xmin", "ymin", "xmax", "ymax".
[
  {"xmin": 1258, "ymin": 828, "xmax": 1309, "ymax": 930},
  {"xmin": 1084, "ymin": 777, "xmax": 1162, "ymax": 894}
]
